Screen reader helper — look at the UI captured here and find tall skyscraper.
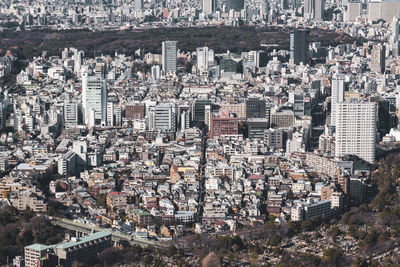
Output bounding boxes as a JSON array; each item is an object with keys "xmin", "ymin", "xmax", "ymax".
[
  {"xmin": 304, "ymin": 0, "xmax": 324, "ymax": 20},
  {"xmin": 162, "ymin": 41, "xmax": 178, "ymax": 73},
  {"xmin": 134, "ymin": 0, "xmax": 143, "ymax": 11},
  {"xmin": 226, "ymin": 0, "xmax": 244, "ymax": 12},
  {"xmin": 371, "ymin": 44, "xmax": 386, "ymax": 73},
  {"xmin": 331, "ymin": 74, "xmax": 345, "ymax": 127},
  {"xmin": 203, "ymin": 0, "xmax": 216, "ymax": 14},
  {"xmin": 290, "ymin": 29, "xmax": 310, "ymax": 65},
  {"xmin": 335, "ymin": 102, "xmax": 377, "ymax": 164},
  {"xmin": 82, "ymin": 72, "xmax": 107, "ymax": 126}
]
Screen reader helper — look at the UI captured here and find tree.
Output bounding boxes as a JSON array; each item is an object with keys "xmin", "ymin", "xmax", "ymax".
[
  {"xmin": 322, "ymin": 247, "xmax": 343, "ymax": 266},
  {"xmin": 167, "ymin": 245, "xmax": 177, "ymax": 257},
  {"xmin": 268, "ymin": 234, "xmax": 282, "ymax": 246},
  {"xmin": 98, "ymin": 247, "xmax": 123, "ymax": 266},
  {"xmin": 202, "ymin": 252, "xmax": 221, "ymax": 267}
]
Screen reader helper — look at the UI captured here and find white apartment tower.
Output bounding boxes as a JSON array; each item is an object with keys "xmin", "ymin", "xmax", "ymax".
[
  {"xmin": 331, "ymin": 74, "xmax": 345, "ymax": 127},
  {"xmin": 82, "ymin": 72, "xmax": 107, "ymax": 126},
  {"xmin": 162, "ymin": 41, "xmax": 177, "ymax": 74},
  {"xmin": 335, "ymin": 102, "xmax": 377, "ymax": 164},
  {"xmin": 196, "ymin": 47, "xmax": 214, "ymax": 74}
]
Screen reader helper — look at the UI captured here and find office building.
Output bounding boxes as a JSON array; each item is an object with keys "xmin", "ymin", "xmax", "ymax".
[
  {"xmin": 304, "ymin": 0, "xmax": 324, "ymax": 20},
  {"xmin": 162, "ymin": 41, "xmax": 177, "ymax": 73},
  {"xmin": 203, "ymin": 0, "xmax": 216, "ymax": 14},
  {"xmin": 196, "ymin": 47, "xmax": 214, "ymax": 74},
  {"xmin": 192, "ymin": 99, "xmax": 212, "ymax": 123},
  {"xmin": 107, "ymin": 102, "xmax": 114, "ymax": 127},
  {"xmin": 270, "ymin": 109, "xmax": 295, "ymax": 128},
  {"xmin": 82, "ymin": 73, "xmax": 107, "ymax": 125},
  {"xmin": 25, "ymin": 244, "xmax": 53, "ymax": 267},
  {"xmin": 247, "ymin": 118, "xmax": 269, "ymax": 140},
  {"xmin": 290, "ymin": 29, "xmax": 310, "ymax": 65},
  {"xmin": 226, "ymin": 0, "xmax": 244, "ymax": 12},
  {"xmin": 134, "ymin": 0, "xmax": 143, "ymax": 11},
  {"xmin": 64, "ymin": 101, "xmax": 78, "ymax": 128},
  {"xmin": 346, "ymin": 0, "xmax": 362, "ymax": 22},
  {"xmin": 371, "ymin": 43, "xmax": 386, "ymax": 73},
  {"xmin": 368, "ymin": 0, "xmax": 400, "ymax": 22},
  {"xmin": 335, "ymin": 102, "xmax": 377, "ymax": 164},
  {"xmin": 246, "ymin": 98, "xmax": 266, "ymax": 119},
  {"xmin": 331, "ymin": 74, "xmax": 345, "ymax": 127},
  {"xmin": 210, "ymin": 109, "xmax": 238, "ymax": 138},
  {"xmin": 58, "ymin": 151, "xmax": 77, "ymax": 176},
  {"xmin": 125, "ymin": 103, "xmax": 145, "ymax": 122},
  {"xmin": 264, "ymin": 128, "xmax": 284, "ymax": 149},
  {"xmin": 147, "ymin": 103, "xmax": 176, "ymax": 132},
  {"xmin": 304, "ymin": 199, "xmax": 331, "ymax": 220}
]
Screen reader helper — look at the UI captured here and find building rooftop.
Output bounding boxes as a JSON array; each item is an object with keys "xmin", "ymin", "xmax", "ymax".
[{"xmin": 54, "ymin": 231, "xmax": 112, "ymax": 250}]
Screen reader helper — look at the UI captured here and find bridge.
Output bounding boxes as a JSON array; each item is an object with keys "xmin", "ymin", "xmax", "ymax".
[{"xmin": 50, "ymin": 217, "xmax": 168, "ymax": 251}]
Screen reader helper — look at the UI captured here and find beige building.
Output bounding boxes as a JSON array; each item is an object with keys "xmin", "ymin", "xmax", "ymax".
[
  {"xmin": 106, "ymin": 191, "xmax": 128, "ymax": 209},
  {"xmin": 11, "ymin": 191, "xmax": 47, "ymax": 212}
]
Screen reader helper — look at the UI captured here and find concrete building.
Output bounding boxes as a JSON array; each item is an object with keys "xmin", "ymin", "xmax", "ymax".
[
  {"xmin": 147, "ymin": 103, "xmax": 176, "ymax": 132},
  {"xmin": 264, "ymin": 128, "xmax": 284, "ymax": 149},
  {"xmin": 162, "ymin": 41, "xmax": 177, "ymax": 73},
  {"xmin": 246, "ymin": 98, "xmax": 266, "ymax": 119},
  {"xmin": 247, "ymin": 118, "xmax": 269, "ymax": 140},
  {"xmin": 335, "ymin": 102, "xmax": 377, "ymax": 164},
  {"xmin": 290, "ymin": 29, "xmax": 310, "ymax": 65},
  {"xmin": 304, "ymin": 199, "xmax": 331, "ymax": 220},
  {"xmin": 25, "ymin": 244, "xmax": 53, "ymax": 267},
  {"xmin": 270, "ymin": 109, "xmax": 295, "ymax": 128},
  {"xmin": 371, "ymin": 43, "xmax": 386, "ymax": 73},
  {"xmin": 11, "ymin": 191, "xmax": 47, "ymax": 212},
  {"xmin": 58, "ymin": 151, "xmax": 77, "ymax": 176},
  {"xmin": 64, "ymin": 101, "xmax": 78, "ymax": 128},
  {"xmin": 203, "ymin": 0, "xmax": 216, "ymax": 14},
  {"xmin": 82, "ymin": 73, "xmax": 107, "ymax": 126},
  {"xmin": 210, "ymin": 109, "xmax": 238, "ymax": 138},
  {"xmin": 331, "ymin": 74, "xmax": 345, "ymax": 127}
]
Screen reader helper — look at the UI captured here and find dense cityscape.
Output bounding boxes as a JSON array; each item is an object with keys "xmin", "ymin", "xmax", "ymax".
[{"xmin": 0, "ymin": 0, "xmax": 400, "ymax": 266}]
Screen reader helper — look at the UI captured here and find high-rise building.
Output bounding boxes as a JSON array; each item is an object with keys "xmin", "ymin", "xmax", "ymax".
[
  {"xmin": 210, "ymin": 109, "xmax": 239, "ymax": 138},
  {"xmin": 64, "ymin": 101, "xmax": 78, "ymax": 128},
  {"xmin": 203, "ymin": 0, "xmax": 216, "ymax": 14},
  {"xmin": 304, "ymin": 0, "xmax": 324, "ymax": 20},
  {"xmin": 392, "ymin": 17, "xmax": 399, "ymax": 41},
  {"xmin": 247, "ymin": 118, "xmax": 269, "ymax": 140},
  {"xmin": 371, "ymin": 43, "xmax": 386, "ymax": 73},
  {"xmin": 226, "ymin": 0, "xmax": 244, "ymax": 12},
  {"xmin": 134, "ymin": 0, "xmax": 143, "ymax": 11},
  {"xmin": 335, "ymin": 102, "xmax": 377, "ymax": 164},
  {"xmin": 331, "ymin": 74, "xmax": 345, "ymax": 127},
  {"xmin": 107, "ymin": 102, "xmax": 114, "ymax": 127},
  {"xmin": 192, "ymin": 99, "xmax": 212, "ymax": 123},
  {"xmin": 147, "ymin": 103, "xmax": 176, "ymax": 132},
  {"xmin": 346, "ymin": 0, "xmax": 362, "ymax": 22},
  {"xmin": 162, "ymin": 41, "xmax": 177, "ymax": 73},
  {"xmin": 290, "ymin": 29, "xmax": 310, "ymax": 65},
  {"xmin": 246, "ymin": 98, "xmax": 266, "ymax": 119},
  {"xmin": 82, "ymin": 73, "xmax": 107, "ymax": 126},
  {"xmin": 196, "ymin": 47, "xmax": 214, "ymax": 74}
]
